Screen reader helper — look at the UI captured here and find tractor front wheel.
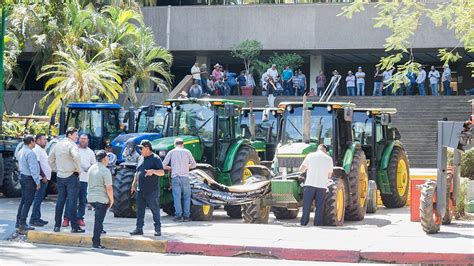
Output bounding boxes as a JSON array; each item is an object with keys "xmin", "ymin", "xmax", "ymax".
[
  {"xmin": 1, "ymin": 157, "xmax": 21, "ymax": 198},
  {"xmin": 323, "ymin": 177, "xmax": 346, "ymax": 226},
  {"xmin": 345, "ymin": 148, "xmax": 368, "ymax": 221},
  {"xmin": 381, "ymin": 147, "xmax": 409, "ymax": 208},
  {"xmin": 191, "ymin": 204, "xmax": 214, "ymax": 221},
  {"xmin": 112, "ymin": 167, "xmax": 137, "ymax": 218},
  {"xmin": 366, "ymin": 180, "xmax": 378, "ymax": 214},
  {"xmin": 242, "ymin": 174, "xmax": 270, "ymax": 224},
  {"xmin": 226, "ymin": 145, "xmax": 260, "ymax": 219},
  {"xmin": 442, "ymin": 176, "xmax": 454, "ymax": 225},
  {"xmin": 420, "ymin": 180, "xmax": 440, "ymax": 234}
]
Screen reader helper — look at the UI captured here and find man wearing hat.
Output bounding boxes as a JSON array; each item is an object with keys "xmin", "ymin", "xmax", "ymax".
[
  {"xmin": 130, "ymin": 140, "xmax": 164, "ymax": 236},
  {"xmin": 298, "ymin": 144, "xmax": 333, "ymax": 226},
  {"xmin": 355, "ymin": 66, "xmax": 366, "ymax": 96},
  {"xmin": 87, "ymin": 150, "xmax": 113, "ymax": 249}
]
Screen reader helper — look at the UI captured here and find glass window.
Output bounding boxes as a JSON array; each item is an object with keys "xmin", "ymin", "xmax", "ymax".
[
  {"xmin": 103, "ymin": 109, "xmax": 120, "ymax": 137},
  {"xmin": 353, "ymin": 112, "xmax": 373, "ymax": 145},
  {"xmin": 375, "ymin": 122, "xmax": 384, "ymax": 143},
  {"xmin": 283, "ymin": 106, "xmax": 332, "ymax": 144},
  {"xmin": 241, "ymin": 110, "xmax": 279, "ymax": 142},
  {"xmin": 174, "ymin": 103, "xmax": 214, "ymax": 141},
  {"xmin": 136, "ymin": 107, "xmax": 168, "ymax": 133},
  {"xmin": 66, "ymin": 109, "xmax": 102, "ymax": 137}
]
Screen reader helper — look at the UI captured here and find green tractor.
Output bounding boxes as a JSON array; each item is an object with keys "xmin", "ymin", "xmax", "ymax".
[
  {"xmin": 245, "ymin": 99, "xmax": 369, "ymax": 225},
  {"xmin": 353, "ymin": 108, "xmax": 410, "ymax": 213},
  {"xmin": 113, "ymin": 98, "xmax": 261, "ymax": 220}
]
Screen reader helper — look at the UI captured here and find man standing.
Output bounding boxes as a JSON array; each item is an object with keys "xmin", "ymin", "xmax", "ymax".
[
  {"xmin": 163, "ymin": 138, "xmax": 197, "ymax": 222},
  {"xmin": 373, "ymin": 67, "xmax": 383, "ymax": 96},
  {"xmin": 316, "ymin": 71, "xmax": 326, "ymax": 97},
  {"xmin": 105, "ymin": 144, "xmax": 117, "ymax": 174},
  {"xmin": 87, "ymin": 150, "xmax": 114, "ymax": 249},
  {"xmin": 442, "ymin": 65, "xmax": 452, "ymax": 96},
  {"xmin": 200, "ymin": 64, "xmax": 210, "ymax": 94},
  {"xmin": 130, "ymin": 140, "xmax": 164, "ymax": 236},
  {"xmin": 49, "ymin": 127, "xmax": 84, "ymax": 233},
  {"xmin": 30, "ymin": 134, "xmax": 51, "ymax": 227},
  {"xmin": 299, "ymin": 144, "xmax": 333, "ymax": 226},
  {"xmin": 298, "ymin": 70, "xmax": 307, "ymax": 96},
  {"xmin": 16, "ymin": 135, "xmax": 41, "ymax": 231},
  {"xmin": 191, "ymin": 62, "xmax": 201, "ymax": 84},
  {"xmin": 429, "ymin": 66, "xmax": 440, "ymax": 96},
  {"xmin": 345, "ymin": 71, "xmax": 356, "ymax": 96},
  {"xmin": 330, "ymin": 70, "xmax": 340, "ymax": 96},
  {"xmin": 383, "ymin": 67, "xmax": 394, "ymax": 96},
  {"xmin": 266, "ymin": 64, "xmax": 278, "ymax": 81},
  {"xmin": 416, "ymin": 66, "xmax": 427, "ymax": 96},
  {"xmin": 189, "ymin": 80, "xmax": 203, "ymax": 98},
  {"xmin": 355, "ymin": 66, "xmax": 365, "ymax": 96},
  {"xmin": 282, "ymin": 65, "xmax": 293, "ymax": 96}
]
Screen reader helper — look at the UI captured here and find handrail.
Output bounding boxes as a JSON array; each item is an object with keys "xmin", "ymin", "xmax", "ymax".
[
  {"xmin": 168, "ymin": 75, "xmax": 193, "ymax": 99},
  {"xmin": 319, "ymin": 75, "xmax": 341, "ymax": 103}
]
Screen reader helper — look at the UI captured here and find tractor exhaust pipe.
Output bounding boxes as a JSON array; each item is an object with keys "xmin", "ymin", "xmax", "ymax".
[
  {"xmin": 249, "ymin": 101, "xmax": 255, "ymax": 141},
  {"xmin": 303, "ymin": 93, "xmax": 311, "ymax": 144},
  {"xmin": 59, "ymin": 101, "xmax": 66, "ymax": 135}
]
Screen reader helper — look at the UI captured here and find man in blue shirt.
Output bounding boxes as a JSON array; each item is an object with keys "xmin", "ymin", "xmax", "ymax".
[
  {"xmin": 16, "ymin": 135, "xmax": 41, "ymax": 231},
  {"xmin": 130, "ymin": 140, "xmax": 164, "ymax": 237},
  {"xmin": 282, "ymin": 65, "xmax": 293, "ymax": 96},
  {"xmin": 226, "ymin": 71, "xmax": 238, "ymax": 95}
]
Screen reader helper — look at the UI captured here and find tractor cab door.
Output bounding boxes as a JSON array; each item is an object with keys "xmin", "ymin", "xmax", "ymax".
[
  {"xmin": 261, "ymin": 110, "xmax": 279, "ymax": 160},
  {"xmin": 374, "ymin": 117, "xmax": 388, "ymax": 164},
  {"xmin": 353, "ymin": 112, "xmax": 374, "ymax": 168},
  {"xmin": 333, "ymin": 110, "xmax": 353, "ymax": 166},
  {"xmin": 215, "ymin": 105, "xmax": 237, "ymax": 168}
]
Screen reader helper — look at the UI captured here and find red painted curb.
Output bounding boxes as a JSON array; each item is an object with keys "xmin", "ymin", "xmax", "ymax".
[
  {"xmin": 360, "ymin": 251, "xmax": 474, "ymax": 264},
  {"xmin": 166, "ymin": 241, "xmax": 360, "ymax": 263}
]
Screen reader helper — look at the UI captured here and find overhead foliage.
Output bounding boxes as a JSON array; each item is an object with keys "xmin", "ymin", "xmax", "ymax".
[{"xmin": 340, "ymin": 0, "xmax": 474, "ymax": 91}]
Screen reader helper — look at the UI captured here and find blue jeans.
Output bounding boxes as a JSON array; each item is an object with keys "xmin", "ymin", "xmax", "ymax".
[
  {"xmin": 283, "ymin": 81, "xmax": 293, "ymax": 96},
  {"xmin": 30, "ymin": 181, "xmax": 48, "ymax": 223},
  {"xmin": 346, "ymin": 86, "xmax": 355, "ymax": 96},
  {"xmin": 172, "ymin": 176, "xmax": 191, "ymax": 218},
  {"xmin": 383, "ymin": 84, "xmax": 393, "ymax": 96},
  {"xmin": 136, "ymin": 190, "xmax": 161, "ymax": 232},
  {"xmin": 373, "ymin": 82, "xmax": 382, "ymax": 96},
  {"xmin": 65, "ymin": 181, "xmax": 87, "ymax": 220},
  {"xmin": 418, "ymin": 83, "xmax": 426, "ymax": 96},
  {"xmin": 443, "ymin": 81, "xmax": 452, "ymax": 95},
  {"xmin": 317, "ymin": 87, "xmax": 324, "ymax": 96},
  {"xmin": 300, "ymin": 186, "xmax": 326, "ymax": 226},
  {"xmin": 55, "ymin": 174, "xmax": 80, "ymax": 229},
  {"xmin": 275, "ymin": 90, "xmax": 284, "ymax": 96},
  {"xmin": 406, "ymin": 83, "xmax": 414, "ymax": 95},
  {"xmin": 201, "ymin": 78, "xmax": 209, "ymax": 94},
  {"xmin": 16, "ymin": 175, "xmax": 37, "ymax": 226},
  {"xmin": 91, "ymin": 202, "xmax": 108, "ymax": 246},
  {"xmin": 357, "ymin": 83, "xmax": 365, "ymax": 96},
  {"xmin": 431, "ymin": 83, "xmax": 439, "ymax": 96}
]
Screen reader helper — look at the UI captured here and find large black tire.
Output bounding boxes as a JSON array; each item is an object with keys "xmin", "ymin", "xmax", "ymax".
[
  {"xmin": 381, "ymin": 147, "xmax": 409, "ymax": 208},
  {"xmin": 112, "ymin": 167, "xmax": 137, "ymax": 218},
  {"xmin": 442, "ymin": 176, "xmax": 453, "ymax": 225},
  {"xmin": 0, "ymin": 156, "xmax": 4, "ymax": 188},
  {"xmin": 271, "ymin": 207, "xmax": 299, "ymax": 219},
  {"xmin": 420, "ymin": 180, "xmax": 440, "ymax": 234},
  {"xmin": 366, "ymin": 180, "xmax": 378, "ymax": 214},
  {"xmin": 345, "ymin": 148, "xmax": 368, "ymax": 221},
  {"xmin": 2, "ymin": 157, "xmax": 21, "ymax": 198},
  {"xmin": 225, "ymin": 145, "xmax": 260, "ymax": 219},
  {"xmin": 189, "ymin": 169, "xmax": 215, "ymax": 221},
  {"xmin": 323, "ymin": 178, "xmax": 346, "ymax": 226},
  {"xmin": 242, "ymin": 174, "xmax": 270, "ymax": 224},
  {"xmin": 162, "ymin": 202, "xmax": 175, "ymax": 216}
]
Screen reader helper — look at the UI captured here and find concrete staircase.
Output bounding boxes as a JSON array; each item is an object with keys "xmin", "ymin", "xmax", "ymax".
[{"xmin": 217, "ymin": 95, "xmax": 472, "ymax": 168}]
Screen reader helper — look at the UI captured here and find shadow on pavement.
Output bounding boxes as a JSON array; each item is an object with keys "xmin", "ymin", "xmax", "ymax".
[{"xmin": 428, "ymin": 231, "xmax": 474, "ymax": 239}]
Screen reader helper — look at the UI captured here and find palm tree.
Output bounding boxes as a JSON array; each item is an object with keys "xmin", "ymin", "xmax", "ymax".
[{"xmin": 38, "ymin": 47, "xmax": 123, "ymax": 116}]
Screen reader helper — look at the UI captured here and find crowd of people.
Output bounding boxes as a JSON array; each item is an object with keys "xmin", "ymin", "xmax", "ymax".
[{"xmin": 15, "ymin": 129, "xmax": 196, "ymax": 249}]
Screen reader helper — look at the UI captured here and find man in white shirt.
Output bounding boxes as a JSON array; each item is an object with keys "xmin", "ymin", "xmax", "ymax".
[
  {"xmin": 30, "ymin": 134, "xmax": 51, "ymax": 227},
  {"xmin": 299, "ymin": 144, "xmax": 334, "ymax": 226},
  {"xmin": 266, "ymin": 64, "xmax": 278, "ymax": 81},
  {"xmin": 442, "ymin": 64, "xmax": 452, "ymax": 96},
  {"xmin": 191, "ymin": 62, "xmax": 201, "ymax": 83},
  {"xmin": 64, "ymin": 134, "xmax": 96, "ymax": 227},
  {"xmin": 382, "ymin": 67, "xmax": 394, "ymax": 95},
  {"xmin": 428, "ymin": 66, "xmax": 440, "ymax": 96},
  {"xmin": 416, "ymin": 66, "xmax": 427, "ymax": 96},
  {"xmin": 355, "ymin": 66, "xmax": 365, "ymax": 96}
]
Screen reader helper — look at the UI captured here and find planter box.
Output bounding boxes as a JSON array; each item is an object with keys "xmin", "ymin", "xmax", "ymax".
[{"xmin": 241, "ymin": 86, "xmax": 254, "ymax": 96}]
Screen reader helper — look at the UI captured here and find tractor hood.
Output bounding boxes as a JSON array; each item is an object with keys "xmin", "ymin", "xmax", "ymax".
[
  {"xmin": 277, "ymin": 142, "xmax": 317, "ymax": 157},
  {"xmin": 151, "ymin": 135, "xmax": 200, "ymax": 152}
]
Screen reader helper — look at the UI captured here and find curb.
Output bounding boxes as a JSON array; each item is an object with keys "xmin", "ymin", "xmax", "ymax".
[{"xmin": 27, "ymin": 231, "xmax": 474, "ymax": 264}]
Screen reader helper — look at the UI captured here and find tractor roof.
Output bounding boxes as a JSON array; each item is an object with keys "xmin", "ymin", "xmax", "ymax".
[
  {"xmin": 165, "ymin": 98, "xmax": 246, "ymax": 108},
  {"xmin": 67, "ymin": 102, "xmax": 122, "ymax": 110},
  {"xmin": 278, "ymin": 101, "xmax": 356, "ymax": 109},
  {"xmin": 242, "ymin": 107, "xmax": 281, "ymax": 111},
  {"xmin": 354, "ymin": 108, "xmax": 397, "ymax": 115}
]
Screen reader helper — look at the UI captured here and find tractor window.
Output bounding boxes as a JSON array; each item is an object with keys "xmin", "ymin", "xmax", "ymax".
[
  {"xmin": 103, "ymin": 109, "xmax": 120, "ymax": 137},
  {"xmin": 66, "ymin": 109, "xmax": 102, "ymax": 137},
  {"xmin": 375, "ymin": 122, "xmax": 384, "ymax": 143},
  {"xmin": 175, "ymin": 103, "xmax": 214, "ymax": 141},
  {"xmin": 353, "ymin": 112, "xmax": 373, "ymax": 145},
  {"xmin": 283, "ymin": 106, "xmax": 332, "ymax": 144},
  {"xmin": 136, "ymin": 107, "xmax": 168, "ymax": 133}
]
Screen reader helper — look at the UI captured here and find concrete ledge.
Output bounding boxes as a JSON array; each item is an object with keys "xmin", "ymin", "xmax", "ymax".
[
  {"xmin": 27, "ymin": 231, "xmax": 167, "ymax": 253},
  {"xmin": 360, "ymin": 251, "xmax": 474, "ymax": 265}
]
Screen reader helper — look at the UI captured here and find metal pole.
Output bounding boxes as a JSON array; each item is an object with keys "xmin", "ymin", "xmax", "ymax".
[{"xmin": 0, "ymin": 8, "xmax": 7, "ymax": 131}]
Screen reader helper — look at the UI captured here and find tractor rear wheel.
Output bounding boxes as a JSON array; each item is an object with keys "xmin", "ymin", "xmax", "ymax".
[
  {"xmin": 226, "ymin": 145, "xmax": 260, "ymax": 219},
  {"xmin": 381, "ymin": 147, "xmax": 409, "ymax": 208},
  {"xmin": 112, "ymin": 167, "xmax": 137, "ymax": 218},
  {"xmin": 162, "ymin": 203, "xmax": 175, "ymax": 216},
  {"xmin": 323, "ymin": 177, "xmax": 346, "ymax": 226},
  {"xmin": 366, "ymin": 180, "xmax": 378, "ymax": 214},
  {"xmin": 442, "ymin": 176, "xmax": 454, "ymax": 225},
  {"xmin": 271, "ymin": 207, "xmax": 299, "ymax": 219},
  {"xmin": 420, "ymin": 180, "xmax": 440, "ymax": 234},
  {"xmin": 242, "ymin": 174, "xmax": 270, "ymax": 224},
  {"xmin": 2, "ymin": 157, "xmax": 21, "ymax": 198},
  {"xmin": 345, "ymin": 148, "xmax": 368, "ymax": 221}
]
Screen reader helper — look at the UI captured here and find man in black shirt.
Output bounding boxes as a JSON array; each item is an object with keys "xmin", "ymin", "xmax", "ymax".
[{"xmin": 130, "ymin": 140, "xmax": 164, "ymax": 237}]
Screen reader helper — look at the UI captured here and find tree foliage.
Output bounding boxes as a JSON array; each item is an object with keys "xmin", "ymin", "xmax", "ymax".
[
  {"xmin": 231, "ymin": 39, "xmax": 263, "ymax": 75},
  {"xmin": 341, "ymin": 0, "xmax": 474, "ymax": 91}
]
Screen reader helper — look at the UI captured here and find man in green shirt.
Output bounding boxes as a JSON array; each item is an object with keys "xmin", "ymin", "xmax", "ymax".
[{"xmin": 87, "ymin": 150, "xmax": 113, "ymax": 249}]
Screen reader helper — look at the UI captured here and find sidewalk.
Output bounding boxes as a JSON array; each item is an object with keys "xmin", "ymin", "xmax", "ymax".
[{"xmin": 1, "ymin": 196, "xmax": 473, "ymax": 263}]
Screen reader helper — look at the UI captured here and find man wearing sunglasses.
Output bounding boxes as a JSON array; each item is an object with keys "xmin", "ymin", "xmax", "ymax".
[{"xmin": 130, "ymin": 140, "xmax": 164, "ymax": 237}]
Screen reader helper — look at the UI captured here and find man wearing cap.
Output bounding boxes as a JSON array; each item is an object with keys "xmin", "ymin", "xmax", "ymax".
[
  {"xmin": 87, "ymin": 150, "xmax": 113, "ymax": 249},
  {"xmin": 130, "ymin": 140, "xmax": 164, "ymax": 236},
  {"xmin": 162, "ymin": 138, "xmax": 197, "ymax": 222},
  {"xmin": 355, "ymin": 66, "xmax": 365, "ymax": 96},
  {"xmin": 298, "ymin": 144, "xmax": 333, "ymax": 226}
]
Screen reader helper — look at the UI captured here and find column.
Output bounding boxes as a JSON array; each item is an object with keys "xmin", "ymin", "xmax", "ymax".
[{"xmin": 310, "ymin": 55, "xmax": 324, "ymax": 92}]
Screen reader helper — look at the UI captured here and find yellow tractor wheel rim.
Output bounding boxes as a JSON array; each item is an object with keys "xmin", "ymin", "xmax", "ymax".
[
  {"xmin": 397, "ymin": 159, "xmax": 408, "ymax": 197},
  {"xmin": 242, "ymin": 160, "xmax": 255, "ymax": 184},
  {"xmin": 336, "ymin": 185, "xmax": 344, "ymax": 222},
  {"xmin": 359, "ymin": 164, "xmax": 368, "ymax": 208},
  {"xmin": 202, "ymin": 205, "xmax": 211, "ymax": 216}
]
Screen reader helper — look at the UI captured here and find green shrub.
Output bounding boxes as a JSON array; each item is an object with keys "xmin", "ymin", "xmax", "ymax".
[
  {"xmin": 454, "ymin": 180, "xmax": 467, "ymax": 219},
  {"xmin": 461, "ymin": 149, "xmax": 474, "ymax": 180}
]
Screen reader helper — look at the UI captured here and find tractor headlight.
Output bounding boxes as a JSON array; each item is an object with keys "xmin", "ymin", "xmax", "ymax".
[
  {"xmin": 158, "ymin": 150, "xmax": 167, "ymax": 158},
  {"xmin": 327, "ymin": 105, "xmax": 332, "ymax": 112}
]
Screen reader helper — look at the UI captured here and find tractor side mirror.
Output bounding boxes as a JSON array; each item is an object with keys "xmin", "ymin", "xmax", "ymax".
[
  {"xmin": 262, "ymin": 109, "xmax": 270, "ymax": 122},
  {"xmin": 381, "ymin": 113, "xmax": 390, "ymax": 126},
  {"xmin": 344, "ymin": 107, "xmax": 353, "ymax": 122},
  {"xmin": 241, "ymin": 124, "xmax": 251, "ymax": 139},
  {"xmin": 147, "ymin": 104, "xmax": 156, "ymax": 117},
  {"xmin": 224, "ymin": 103, "xmax": 235, "ymax": 117}
]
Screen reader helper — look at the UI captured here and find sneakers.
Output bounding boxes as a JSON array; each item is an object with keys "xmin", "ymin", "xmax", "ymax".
[
  {"xmin": 29, "ymin": 221, "xmax": 45, "ymax": 227},
  {"xmin": 38, "ymin": 219, "xmax": 49, "ymax": 225},
  {"xmin": 173, "ymin": 216, "xmax": 183, "ymax": 222},
  {"xmin": 154, "ymin": 231, "xmax": 161, "ymax": 237},
  {"xmin": 92, "ymin": 244, "xmax": 105, "ymax": 249},
  {"xmin": 71, "ymin": 227, "xmax": 85, "ymax": 233},
  {"xmin": 129, "ymin": 229, "xmax": 144, "ymax": 235},
  {"xmin": 53, "ymin": 227, "xmax": 60, "ymax": 232},
  {"xmin": 183, "ymin": 217, "xmax": 191, "ymax": 222},
  {"xmin": 18, "ymin": 225, "xmax": 35, "ymax": 231},
  {"xmin": 62, "ymin": 218, "xmax": 70, "ymax": 227},
  {"xmin": 76, "ymin": 219, "xmax": 86, "ymax": 227}
]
